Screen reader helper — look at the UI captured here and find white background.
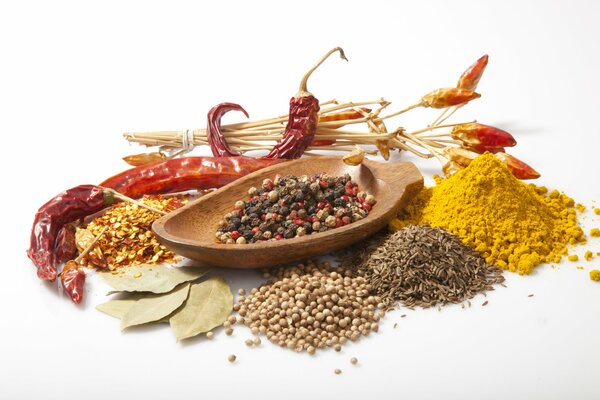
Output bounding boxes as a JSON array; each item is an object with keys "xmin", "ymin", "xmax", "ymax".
[{"xmin": 1, "ymin": 1, "xmax": 599, "ymax": 399}]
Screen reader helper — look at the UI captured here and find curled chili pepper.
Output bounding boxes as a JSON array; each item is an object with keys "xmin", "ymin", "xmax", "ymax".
[
  {"xmin": 207, "ymin": 102, "xmax": 249, "ymax": 157},
  {"xmin": 265, "ymin": 47, "xmax": 347, "ymax": 159},
  {"xmin": 421, "ymin": 88, "xmax": 481, "ymax": 109},
  {"xmin": 100, "ymin": 156, "xmax": 284, "ymax": 198},
  {"xmin": 27, "ymin": 185, "xmax": 114, "ymax": 282},
  {"xmin": 457, "ymin": 54, "xmax": 489, "ymax": 91},
  {"xmin": 451, "ymin": 123, "xmax": 516, "ymax": 149}
]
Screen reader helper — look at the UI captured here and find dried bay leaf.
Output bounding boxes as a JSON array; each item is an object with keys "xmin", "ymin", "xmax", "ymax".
[
  {"xmin": 170, "ymin": 276, "xmax": 233, "ymax": 341},
  {"xmin": 96, "ymin": 293, "xmax": 146, "ymax": 319},
  {"xmin": 98, "ymin": 263, "xmax": 210, "ymax": 294},
  {"xmin": 120, "ymin": 283, "xmax": 191, "ymax": 330}
]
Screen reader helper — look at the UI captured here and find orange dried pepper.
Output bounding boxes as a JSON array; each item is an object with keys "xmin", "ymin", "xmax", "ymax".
[
  {"xmin": 421, "ymin": 88, "xmax": 481, "ymax": 109},
  {"xmin": 494, "ymin": 152, "xmax": 540, "ymax": 180},
  {"xmin": 451, "ymin": 123, "xmax": 516, "ymax": 149},
  {"xmin": 457, "ymin": 55, "xmax": 489, "ymax": 91}
]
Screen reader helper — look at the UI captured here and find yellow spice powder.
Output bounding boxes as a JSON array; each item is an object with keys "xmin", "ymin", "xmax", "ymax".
[
  {"xmin": 389, "ymin": 153, "xmax": 585, "ymax": 275},
  {"xmin": 590, "ymin": 228, "xmax": 600, "ymax": 237},
  {"xmin": 568, "ymin": 255, "xmax": 579, "ymax": 262},
  {"xmin": 584, "ymin": 251, "xmax": 593, "ymax": 261},
  {"xmin": 590, "ymin": 270, "xmax": 600, "ymax": 282}
]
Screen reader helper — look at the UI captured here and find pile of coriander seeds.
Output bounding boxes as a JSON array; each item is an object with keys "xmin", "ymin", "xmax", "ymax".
[{"xmin": 233, "ymin": 260, "xmax": 383, "ymax": 354}]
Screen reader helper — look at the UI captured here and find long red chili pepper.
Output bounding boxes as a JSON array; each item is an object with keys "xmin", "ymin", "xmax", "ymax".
[
  {"xmin": 27, "ymin": 185, "xmax": 114, "ymax": 282},
  {"xmin": 264, "ymin": 47, "xmax": 347, "ymax": 159},
  {"xmin": 100, "ymin": 156, "xmax": 285, "ymax": 198},
  {"xmin": 207, "ymin": 102, "xmax": 249, "ymax": 157}
]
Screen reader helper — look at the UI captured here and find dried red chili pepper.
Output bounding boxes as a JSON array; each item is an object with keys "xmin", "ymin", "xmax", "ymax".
[
  {"xmin": 265, "ymin": 47, "xmax": 347, "ymax": 159},
  {"xmin": 421, "ymin": 88, "xmax": 481, "ymax": 109},
  {"xmin": 457, "ymin": 54, "xmax": 489, "ymax": 91},
  {"xmin": 27, "ymin": 185, "xmax": 114, "ymax": 282},
  {"xmin": 61, "ymin": 260, "xmax": 86, "ymax": 303},
  {"xmin": 495, "ymin": 152, "xmax": 541, "ymax": 179},
  {"xmin": 56, "ymin": 224, "xmax": 77, "ymax": 264},
  {"xmin": 207, "ymin": 102, "xmax": 249, "ymax": 157},
  {"xmin": 100, "ymin": 156, "xmax": 285, "ymax": 198},
  {"xmin": 451, "ymin": 122, "xmax": 516, "ymax": 149}
]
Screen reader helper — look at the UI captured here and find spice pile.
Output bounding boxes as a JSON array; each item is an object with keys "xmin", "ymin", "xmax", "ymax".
[
  {"xmin": 79, "ymin": 195, "xmax": 186, "ymax": 269},
  {"xmin": 216, "ymin": 173, "xmax": 375, "ymax": 244},
  {"xmin": 389, "ymin": 153, "xmax": 586, "ymax": 274},
  {"xmin": 233, "ymin": 260, "xmax": 383, "ymax": 353},
  {"xmin": 339, "ymin": 225, "xmax": 504, "ymax": 309}
]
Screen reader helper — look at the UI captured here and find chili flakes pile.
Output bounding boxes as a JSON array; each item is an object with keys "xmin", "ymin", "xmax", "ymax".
[{"xmin": 77, "ymin": 195, "xmax": 186, "ymax": 270}]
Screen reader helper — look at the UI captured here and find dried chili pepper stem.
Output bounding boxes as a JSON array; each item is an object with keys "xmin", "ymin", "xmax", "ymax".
[
  {"xmin": 319, "ymin": 99, "xmax": 390, "ymax": 114},
  {"xmin": 409, "ymin": 121, "xmax": 476, "ymax": 136},
  {"xmin": 104, "ymin": 189, "xmax": 167, "ymax": 216},
  {"xmin": 402, "ymin": 132, "xmax": 446, "ymax": 163},
  {"xmin": 296, "ymin": 47, "xmax": 348, "ymax": 97}
]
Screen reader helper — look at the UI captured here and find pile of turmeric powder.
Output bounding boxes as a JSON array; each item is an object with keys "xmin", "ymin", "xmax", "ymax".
[{"xmin": 389, "ymin": 153, "xmax": 585, "ymax": 274}]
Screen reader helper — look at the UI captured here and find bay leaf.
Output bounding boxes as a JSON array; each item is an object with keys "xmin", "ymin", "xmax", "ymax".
[
  {"xmin": 96, "ymin": 293, "xmax": 146, "ymax": 319},
  {"xmin": 169, "ymin": 276, "xmax": 233, "ymax": 341},
  {"xmin": 120, "ymin": 283, "xmax": 190, "ymax": 330},
  {"xmin": 98, "ymin": 263, "xmax": 210, "ymax": 294}
]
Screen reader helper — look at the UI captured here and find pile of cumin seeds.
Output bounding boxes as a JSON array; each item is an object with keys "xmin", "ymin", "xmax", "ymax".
[{"xmin": 339, "ymin": 225, "xmax": 505, "ymax": 310}]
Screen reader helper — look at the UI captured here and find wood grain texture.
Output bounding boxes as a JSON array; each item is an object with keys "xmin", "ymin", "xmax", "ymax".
[{"xmin": 152, "ymin": 156, "xmax": 423, "ymax": 268}]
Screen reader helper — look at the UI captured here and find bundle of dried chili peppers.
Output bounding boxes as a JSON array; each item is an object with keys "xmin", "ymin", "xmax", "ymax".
[{"xmin": 123, "ymin": 50, "xmax": 538, "ymax": 179}]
